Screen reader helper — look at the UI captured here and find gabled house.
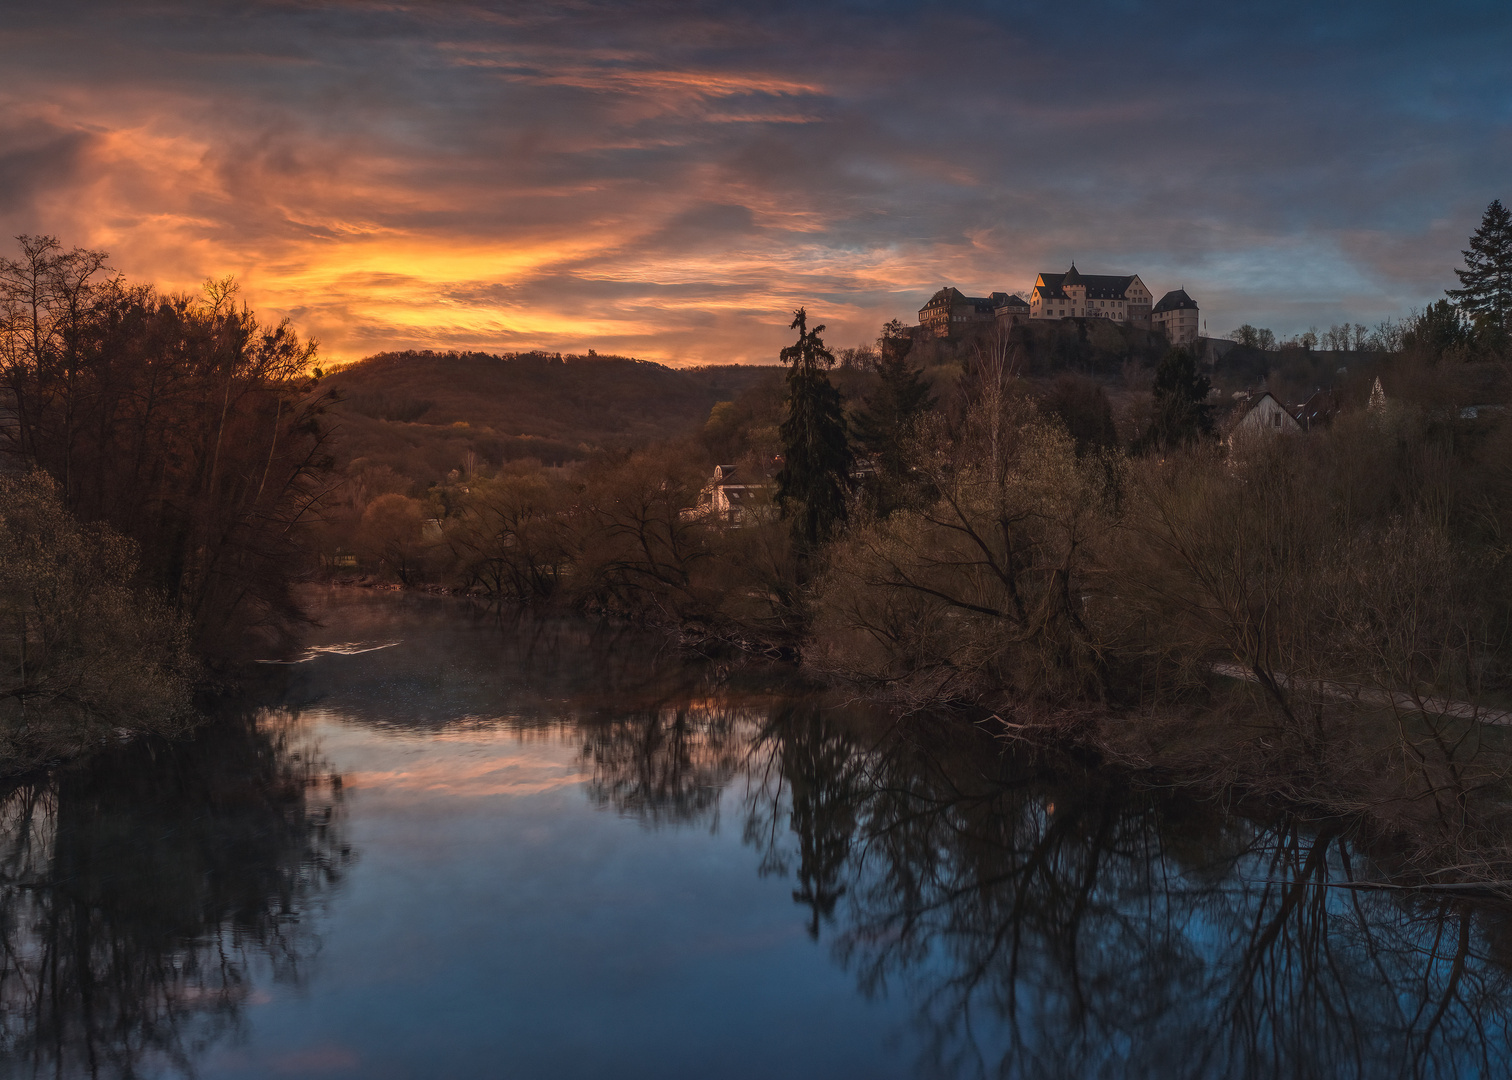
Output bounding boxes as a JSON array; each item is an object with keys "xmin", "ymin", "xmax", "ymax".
[
  {"xmin": 694, "ymin": 464, "xmax": 772, "ymax": 525},
  {"xmin": 1294, "ymin": 389, "xmax": 1341, "ymax": 430},
  {"xmin": 1227, "ymin": 392, "xmax": 1303, "ymax": 447}
]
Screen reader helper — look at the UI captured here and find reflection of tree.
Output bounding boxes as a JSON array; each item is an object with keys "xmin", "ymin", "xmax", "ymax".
[
  {"xmin": 0, "ymin": 711, "xmax": 348, "ymax": 1079},
  {"xmin": 580, "ymin": 703, "xmax": 755, "ymax": 828},
  {"xmin": 744, "ymin": 704, "xmax": 867, "ymax": 938},
  {"xmin": 745, "ymin": 711, "xmax": 1512, "ymax": 1079}
]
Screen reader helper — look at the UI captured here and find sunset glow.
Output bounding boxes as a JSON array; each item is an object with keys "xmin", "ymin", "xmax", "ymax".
[{"xmin": 3, "ymin": 2, "xmax": 1507, "ymax": 364}]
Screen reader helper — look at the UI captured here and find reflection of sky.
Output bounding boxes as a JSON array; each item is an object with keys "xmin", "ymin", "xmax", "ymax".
[
  {"xmin": 171, "ymin": 590, "xmax": 1512, "ymax": 1079},
  {"xmin": 201, "ymin": 711, "xmax": 913, "ymax": 1080},
  {"xmin": 3, "ymin": 1, "xmax": 1508, "ymax": 363}
]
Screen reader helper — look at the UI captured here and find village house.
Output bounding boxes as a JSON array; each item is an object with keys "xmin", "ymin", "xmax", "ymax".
[
  {"xmin": 694, "ymin": 464, "xmax": 770, "ymax": 525},
  {"xmin": 1227, "ymin": 391, "xmax": 1303, "ymax": 447}
]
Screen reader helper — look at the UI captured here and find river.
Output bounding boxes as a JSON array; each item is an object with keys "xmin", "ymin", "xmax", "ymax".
[{"xmin": 1, "ymin": 589, "xmax": 1509, "ymax": 1079}]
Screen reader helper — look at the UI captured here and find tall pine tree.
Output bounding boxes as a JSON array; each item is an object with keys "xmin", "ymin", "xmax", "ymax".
[
  {"xmin": 1448, "ymin": 199, "xmax": 1512, "ymax": 330},
  {"xmin": 776, "ymin": 309, "xmax": 852, "ymax": 550},
  {"xmin": 851, "ymin": 320, "xmax": 934, "ymax": 514}
]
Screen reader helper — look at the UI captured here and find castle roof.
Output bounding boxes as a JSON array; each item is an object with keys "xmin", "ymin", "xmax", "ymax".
[
  {"xmin": 922, "ymin": 286, "xmax": 997, "ymax": 314},
  {"xmin": 994, "ymin": 293, "xmax": 1031, "ymax": 310},
  {"xmin": 923, "ymin": 286, "xmax": 967, "ymax": 307},
  {"xmin": 1034, "ymin": 270, "xmax": 1139, "ymax": 301},
  {"xmin": 1153, "ymin": 288, "xmax": 1198, "ymax": 313}
]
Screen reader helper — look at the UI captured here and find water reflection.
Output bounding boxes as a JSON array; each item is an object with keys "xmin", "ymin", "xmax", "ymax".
[
  {"xmin": 5, "ymin": 591, "xmax": 1512, "ymax": 1078},
  {"xmin": 734, "ymin": 708, "xmax": 1512, "ymax": 1079},
  {"xmin": 0, "ymin": 713, "xmax": 346, "ymax": 1079}
]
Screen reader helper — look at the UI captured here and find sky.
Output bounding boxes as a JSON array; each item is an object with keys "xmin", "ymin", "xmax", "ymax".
[{"xmin": 1, "ymin": 0, "xmax": 1509, "ymax": 366}]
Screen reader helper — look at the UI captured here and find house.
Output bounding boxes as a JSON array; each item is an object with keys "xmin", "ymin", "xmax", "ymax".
[
  {"xmin": 695, "ymin": 464, "xmax": 771, "ymax": 525},
  {"xmin": 1294, "ymin": 390, "xmax": 1341, "ymax": 430},
  {"xmin": 1151, "ymin": 289, "xmax": 1200, "ymax": 346},
  {"xmin": 1227, "ymin": 392, "xmax": 1302, "ymax": 446},
  {"xmin": 1028, "ymin": 265, "xmax": 1154, "ymax": 327}
]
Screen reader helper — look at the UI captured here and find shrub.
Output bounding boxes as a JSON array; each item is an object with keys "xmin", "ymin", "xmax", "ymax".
[{"xmin": 0, "ymin": 472, "xmax": 196, "ymax": 770}]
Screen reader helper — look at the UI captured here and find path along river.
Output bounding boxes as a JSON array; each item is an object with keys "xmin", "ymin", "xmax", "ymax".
[{"xmin": 1, "ymin": 589, "xmax": 1510, "ymax": 1079}]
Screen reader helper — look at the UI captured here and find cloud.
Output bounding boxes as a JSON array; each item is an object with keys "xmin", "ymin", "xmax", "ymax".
[{"xmin": 0, "ymin": 0, "xmax": 1508, "ymax": 361}]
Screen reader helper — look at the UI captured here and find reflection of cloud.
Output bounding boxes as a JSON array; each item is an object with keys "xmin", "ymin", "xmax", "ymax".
[
  {"xmin": 2, "ymin": 1, "xmax": 1508, "ymax": 361},
  {"xmin": 270, "ymin": 1044, "xmax": 362, "ymax": 1073},
  {"xmin": 341, "ymin": 752, "xmax": 585, "ymax": 799}
]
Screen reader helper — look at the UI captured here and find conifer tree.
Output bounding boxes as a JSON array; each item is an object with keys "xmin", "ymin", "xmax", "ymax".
[
  {"xmin": 851, "ymin": 321, "xmax": 934, "ymax": 513},
  {"xmin": 1140, "ymin": 347, "xmax": 1213, "ymax": 452},
  {"xmin": 776, "ymin": 309, "xmax": 852, "ymax": 549},
  {"xmin": 1448, "ymin": 199, "xmax": 1512, "ymax": 330}
]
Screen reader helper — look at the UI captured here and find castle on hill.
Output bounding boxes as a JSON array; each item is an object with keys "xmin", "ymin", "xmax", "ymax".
[{"xmin": 918, "ymin": 264, "xmax": 1200, "ymax": 346}]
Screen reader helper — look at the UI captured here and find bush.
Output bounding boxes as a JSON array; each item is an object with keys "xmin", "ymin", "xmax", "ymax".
[{"xmin": 0, "ymin": 472, "xmax": 197, "ymax": 770}]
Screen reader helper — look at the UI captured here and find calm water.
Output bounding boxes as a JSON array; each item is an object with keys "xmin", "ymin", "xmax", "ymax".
[{"xmin": 3, "ymin": 589, "xmax": 1511, "ymax": 1079}]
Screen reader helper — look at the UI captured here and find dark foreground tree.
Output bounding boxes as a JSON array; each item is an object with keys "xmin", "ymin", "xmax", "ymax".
[
  {"xmin": 851, "ymin": 320, "xmax": 934, "ymax": 514},
  {"xmin": 0, "ymin": 236, "xmax": 334, "ymax": 658},
  {"xmin": 776, "ymin": 309, "xmax": 851, "ymax": 550},
  {"xmin": 1448, "ymin": 198, "xmax": 1512, "ymax": 331},
  {"xmin": 1140, "ymin": 347, "xmax": 1213, "ymax": 452}
]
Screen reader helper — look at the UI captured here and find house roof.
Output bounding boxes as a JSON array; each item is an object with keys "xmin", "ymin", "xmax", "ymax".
[
  {"xmin": 1294, "ymin": 389, "xmax": 1340, "ymax": 428},
  {"xmin": 994, "ymin": 293, "xmax": 1031, "ymax": 310},
  {"xmin": 1153, "ymin": 288, "xmax": 1198, "ymax": 313},
  {"xmin": 1226, "ymin": 391, "xmax": 1302, "ymax": 436}
]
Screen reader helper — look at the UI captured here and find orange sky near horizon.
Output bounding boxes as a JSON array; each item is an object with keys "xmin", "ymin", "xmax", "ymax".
[{"xmin": 1, "ymin": 2, "xmax": 1501, "ymax": 367}]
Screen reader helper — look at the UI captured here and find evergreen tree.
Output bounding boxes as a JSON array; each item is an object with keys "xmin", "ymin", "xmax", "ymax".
[
  {"xmin": 1140, "ymin": 347, "xmax": 1213, "ymax": 452},
  {"xmin": 851, "ymin": 321, "xmax": 934, "ymax": 513},
  {"xmin": 1448, "ymin": 199, "xmax": 1512, "ymax": 330},
  {"xmin": 776, "ymin": 308, "xmax": 852, "ymax": 549},
  {"xmin": 1403, "ymin": 299, "xmax": 1471, "ymax": 360}
]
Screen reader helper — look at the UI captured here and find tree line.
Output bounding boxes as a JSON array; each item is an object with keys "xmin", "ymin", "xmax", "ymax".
[{"xmin": 1, "ymin": 236, "xmax": 334, "ymax": 767}]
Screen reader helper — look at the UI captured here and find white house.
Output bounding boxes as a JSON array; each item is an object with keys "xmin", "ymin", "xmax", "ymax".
[
  {"xmin": 1227, "ymin": 392, "xmax": 1302, "ymax": 447},
  {"xmin": 694, "ymin": 465, "xmax": 771, "ymax": 525}
]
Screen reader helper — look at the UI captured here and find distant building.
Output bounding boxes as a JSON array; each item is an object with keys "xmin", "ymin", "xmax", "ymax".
[
  {"xmin": 919, "ymin": 264, "xmax": 1200, "ymax": 345},
  {"xmin": 1294, "ymin": 389, "xmax": 1341, "ymax": 430},
  {"xmin": 1228, "ymin": 392, "xmax": 1302, "ymax": 446},
  {"xmin": 918, "ymin": 287, "xmax": 1028, "ymax": 339},
  {"xmin": 695, "ymin": 464, "xmax": 770, "ymax": 525},
  {"xmin": 993, "ymin": 293, "xmax": 1031, "ymax": 328},
  {"xmin": 1029, "ymin": 265, "xmax": 1153, "ymax": 327},
  {"xmin": 1152, "ymin": 288, "xmax": 1200, "ymax": 346}
]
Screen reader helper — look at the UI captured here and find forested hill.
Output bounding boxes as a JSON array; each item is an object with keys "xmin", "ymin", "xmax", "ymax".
[{"xmin": 322, "ymin": 350, "xmax": 778, "ymax": 481}]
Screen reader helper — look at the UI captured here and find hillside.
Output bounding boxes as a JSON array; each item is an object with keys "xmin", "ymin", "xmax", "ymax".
[{"xmin": 321, "ymin": 350, "xmax": 780, "ymax": 481}]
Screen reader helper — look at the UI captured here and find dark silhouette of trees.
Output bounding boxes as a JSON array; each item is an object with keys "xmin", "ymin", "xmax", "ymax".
[
  {"xmin": 1041, "ymin": 373, "xmax": 1117, "ymax": 455},
  {"xmin": 0, "ymin": 237, "xmax": 334, "ymax": 657},
  {"xmin": 852, "ymin": 320, "xmax": 935, "ymax": 514},
  {"xmin": 0, "ymin": 712, "xmax": 347, "ymax": 1076},
  {"xmin": 1448, "ymin": 198, "xmax": 1512, "ymax": 331},
  {"xmin": 1141, "ymin": 347, "xmax": 1213, "ymax": 452},
  {"xmin": 775, "ymin": 309, "xmax": 851, "ymax": 551},
  {"xmin": 1405, "ymin": 298, "xmax": 1474, "ymax": 361}
]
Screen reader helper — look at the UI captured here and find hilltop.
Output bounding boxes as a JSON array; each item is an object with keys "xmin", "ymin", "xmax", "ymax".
[{"xmin": 321, "ymin": 350, "xmax": 779, "ymax": 482}]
